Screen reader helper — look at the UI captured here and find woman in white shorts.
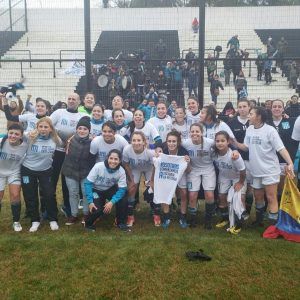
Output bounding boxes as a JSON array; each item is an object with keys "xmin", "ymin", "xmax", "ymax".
[
  {"xmin": 182, "ymin": 123, "xmax": 216, "ymax": 229},
  {"xmin": 214, "ymin": 131, "xmax": 247, "ymax": 235},
  {"xmin": 0, "ymin": 124, "xmax": 28, "ymax": 231},
  {"xmin": 239, "ymin": 107, "xmax": 294, "ymax": 226},
  {"xmin": 122, "ymin": 132, "xmax": 157, "ymax": 226}
]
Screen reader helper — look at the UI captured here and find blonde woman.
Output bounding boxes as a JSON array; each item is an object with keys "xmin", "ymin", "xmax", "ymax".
[{"xmin": 21, "ymin": 117, "xmax": 61, "ymax": 232}]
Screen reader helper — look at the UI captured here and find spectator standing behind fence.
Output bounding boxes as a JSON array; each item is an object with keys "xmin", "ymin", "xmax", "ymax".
[
  {"xmin": 188, "ymin": 67, "xmax": 198, "ymax": 97},
  {"xmin": 155, "ymin": 39, "xmax": 167, "ymax": 60},
  {"xmin": 264, "ymin": 55, "xmax": 272, "ymax": 85},
  {"xmin": 206, "ymin": 54, "xmax": 216, "ymax": 82},
  {"xmin": 223, "ymin": 53, "xmax": 232, "ymax": 86},
  {"xmin": 289, "ymin": 61, "xmax": 298, "ymax": 89},
  {"xmin": 235, "ymin": 71, "xmax": 247, "ymax": 100},
  {"xmin": 192, "ymin": 17, "xmax": 199, "ymax": 33},
  {"xmin": 227, "ymin": 35, "xmax": 240, "ymax": 50},
  {"xmin": 276, "ymin": 37, "xmax": 288, "ymax": 67},
  {"xmin": 285, "ymin": 95, "xmax": 300, "ymax": 118},
  {"xmin": 255, "ymin": 53, "xmax": 264, "ymax": 81},
  {"xmin": 210, "ymin": 74, "xmax": 224, "ymax": 105}
]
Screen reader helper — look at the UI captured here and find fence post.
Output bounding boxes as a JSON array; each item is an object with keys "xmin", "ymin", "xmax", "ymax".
[{"xmin": 53, "ymin": 61, "xmax": 56, "ymax": 78}]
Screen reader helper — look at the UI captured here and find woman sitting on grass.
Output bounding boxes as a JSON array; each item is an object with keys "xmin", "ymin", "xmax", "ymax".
[
  {"xmin": 84, "ymin": 149, "xmax": 129, "ymax": 232},
  {"xmin": 0, "ymin": 124, "xmax": 28, "ymax": 232}
]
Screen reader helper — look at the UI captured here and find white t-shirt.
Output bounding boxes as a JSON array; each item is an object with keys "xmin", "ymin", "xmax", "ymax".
[
  {"xmin": 22, "ymin": 136, "xmax": 57, "ymax": 171},
  {"xmin": 186, "ymin": 110, "xmax": 200, "ymax": 127},
  {"xmin": 104, "ymin": 109, "xmax": 133, "ymax": 123},
  {"xmin": 173, "ymin": 121, "xmax": 189, "ymax": 140},
  {"xmin": 292, "ymin": 116, "xmax": 300, "ymax": 141},
  {"xmin": 0, "ymin": 138, "xmax": 28, "ymax": 177},
  {"xmin": 244, "ymin": 124, "xmax": 284, "ymax": 177},
  {"xmin": 148, "ymin": 115, "xmax": 173, "ymax": 143},
  {"xmin": 203, "ymin": 121, "xmax": 235, "ymax": 140},
  {"xmin": 90, "ymin": 122, "xmax": 103, "ymax": 137},
  {"xmin": 90, "ymin": 134, "xmax": 128, "ymax": 162},
  {"xmin": 214, "ymin": 148, "xmax": 245, "ymax": 182},
  {"xmin": 120, "ymin": 122, "xmax": 160, "ymax": 147},
  {"xmin": 87, "ymin": 162, "xmax": 127, "ymax": 191},
  {"xmin": 122, "ymin": 145, "xmax": 154, "ymax": 171},
  {"xmin": 153, "ymin": 154, "xmax": 187, "ymax": 205},
  {"xmin": 50, "ymin": 109, "xmax": 87, "ymax": 150},
  {"xmin": 182, "ymin": 137, "xmax": 215, "ymax": 175},
  {"xmin": 19, "ymin": 113, "xmax": 39, "ymax": 133}
]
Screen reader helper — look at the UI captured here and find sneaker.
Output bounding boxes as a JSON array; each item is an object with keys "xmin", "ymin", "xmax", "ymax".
[
  {"xmin": 13, "ymin": 222, "xmax": 22, "ymax": 232},
  {"xmin": 117, "ymin": 223, "xmax": 131, "ymax": 232},
  {"xmin": 215, "ymin": 220, "xmax": 229, "ymax": 228},
  {"xmin": 78, "ymin": 199, "xmax": 83, "ymax": 210},
  {"xmin": 49, "ymin": 221, "xmax": 59, "ymax": 231},
  {"xmin": 228, "ymin": 226, "xmax": 241, "ymax": 235},
  {"xmin": 153, "ymin": 215, "xmax": 161, "ymax": 227},
  {"xmin": 162, "ymin": 219, "xmax": 171, "ymax": 229},
  {"xmin": 241, "ymin": 211, "xmax": 249, "ymax": 221},
  {"xmin": 179, "ymin": 218, "xmax": 188, "ymax": 229},
  {"xmin": 85, "ymin": 224, "xmax": 96, "ymax": 232},
  {"xmin": 127, "ymin": 215, "xmax": 135, "ymax": 227},
  {"xmin": 29, "ymin": 221, "xmax": 40, "ymax": 232},
  {"xmin": 65, "ymin": 216, "xmax": 78, "ymax": 226}
]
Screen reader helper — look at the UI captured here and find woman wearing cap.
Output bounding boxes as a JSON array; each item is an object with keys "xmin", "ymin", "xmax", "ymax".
[{"xmin": 62, "ymin": 116, "xmax": 96, "ymax": 225}]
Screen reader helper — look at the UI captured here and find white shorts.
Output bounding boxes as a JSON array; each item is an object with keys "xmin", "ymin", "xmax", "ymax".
[
  {"xmin": 132, "ymin": 169, "xmax": 152, "ymax": 184},
  {"xmin": 218, "ymin": 179, "xmax": 247, "ymax": 195},
  {"xmin": 0, "ymin": 173, "xmax": 21, "ymax": 191},
  {"xmin": 251, "ymin": 175, "xmax": 280, "ymax": 189},
  {"xmin": 187, "ymin": 171, "xmax": 216, "ymax": 192},
  {"xmin": 244, "ymin": 161, "xmax": 253, "ymax": 185},
  {"xmin": 279, "ymin": 163, "xmax": 287, "ymax": 176}
]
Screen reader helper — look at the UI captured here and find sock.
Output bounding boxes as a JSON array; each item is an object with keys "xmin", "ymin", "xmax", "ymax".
[
  {"xmin": 188, "ymin": 206, "xmax": 197, "ymax": 225},
  {"xmin": 205, "ymin": 203, "xmax": 215, "ymax": 221},
  {"xmin": 127, "ymin": 196, "xmax": 135, "ymax": 216},
  {"xmin": 245, "ymin": 194, "xmax": 253, "ymax": 214},
  {"xmin": 219, "ymin": 207, "xmax": 229, "ymax": 221},
  {"xmin": 255, "ymin": 202, "xmax": 265, "ymax": 223},
  {"xmin": 162, "ymin": 212, "xmax": 170, "ymax": 222},
  {"xmin": 11, "ymin": 201, "xmax": 21, "ymax": 222}
]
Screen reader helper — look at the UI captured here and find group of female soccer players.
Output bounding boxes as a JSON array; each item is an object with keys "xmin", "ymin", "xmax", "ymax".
[{"xmin": 0, "ymin": 92, "xmax": 297, "ymax": 234}]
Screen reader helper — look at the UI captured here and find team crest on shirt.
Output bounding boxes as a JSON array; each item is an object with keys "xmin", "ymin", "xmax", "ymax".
[{"xmin": 282, "ymin": 122, "xmax": 290, "ymax": 130}]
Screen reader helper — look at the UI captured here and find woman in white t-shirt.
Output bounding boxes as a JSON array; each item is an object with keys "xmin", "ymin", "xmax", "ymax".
[
  {"xmin": 0, "ymin": 124, "xmax": 28, "ymax": 232},
  {"xmin": 90, "ymin": 104, "xmax": 105, "ymax": 138},
  {"xmin": 120, "ymin": 109, "xmax": 162, "ymax": 149},
  {"xmin": 90, "ymin": 121, "xmax": 128, "ymax": 162},
  {"xmin": 238, "ymin": 107, "xmax": 294, "ymax": 226},
  {"xmin": 84, "ymin": 149, "xmax": 129, "ymax": 232},
  {"xmin": 186, "ymin": 96, "xmax": 201, "ymax": 127},
  {"xmin": 182, "ymin": 123, "xmax": 216, "ymax": 229},
  {"xmin": 112, "ymin": 108, "xmax": 128, "ymax": 134},
  {"xmin": 172, "ymin": 107, "xmax": 189, "ymax": 141},
  {"xmin": 214, "ymin": 131, "xmax": 247, "ymax": 235},
  {"xmin": 200, "ymin": 105, "xmax": 235, "ymax": 141},
  {"xmin": 122, "ymin": 132, "xmax": 158, "ymax": 227},
  {"xmin": 148, "ymin": 101, "xmax": 173, "ymax": 143}
]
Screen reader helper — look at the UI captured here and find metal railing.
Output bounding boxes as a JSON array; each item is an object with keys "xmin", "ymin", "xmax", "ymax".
[
  {"xmin": 0, "ymin": 49, "xmax": 32, "ymax": 67},
  {"xmin": 59, "ymin": 50, "xmax": 85, "ymax": 67}
]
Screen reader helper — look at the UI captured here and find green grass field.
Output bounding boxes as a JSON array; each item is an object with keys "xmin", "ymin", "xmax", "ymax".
[{"xmin": 0, "ymin": 189, "xmax": 299, "ymax": 300}]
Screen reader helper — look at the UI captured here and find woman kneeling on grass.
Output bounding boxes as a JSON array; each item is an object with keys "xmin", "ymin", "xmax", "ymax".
[
  {"xmin": 0, "ymin": 124, "xmax": 28, "ymax": 232},
  {"xmin": 21, "ymin": 117, "xmax": 61, "ymax": 232},
  {"xmin": 84, "ymin": 149, "xmax": 129, "ymax": 231}
]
